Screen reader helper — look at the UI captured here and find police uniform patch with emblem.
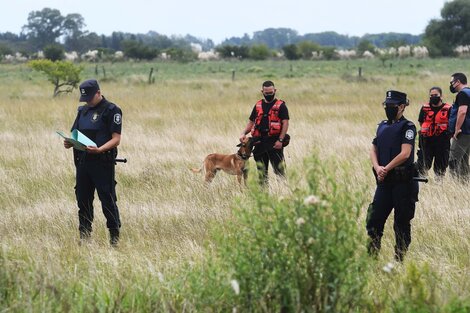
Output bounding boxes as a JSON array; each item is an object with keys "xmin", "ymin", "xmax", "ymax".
[
  {"xmin": 405, "ymin": 129, "xmax": 414, "ymax": 140},
  {"xmin": 91, "ymin": 112, "xmax": 100, "ymax": 122},
  {"xmin": 114, "ymin": 113, "xmax": 122, "ymax": 125}
]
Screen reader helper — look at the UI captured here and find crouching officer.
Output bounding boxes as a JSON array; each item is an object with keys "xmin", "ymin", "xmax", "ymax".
[
  {"xmin": 63, "ymin": 79, "xmax": 123, "ymax": 246},
  {"xmin": 366, "ymin": 90, "xmax": 419, "ymax": 262}
]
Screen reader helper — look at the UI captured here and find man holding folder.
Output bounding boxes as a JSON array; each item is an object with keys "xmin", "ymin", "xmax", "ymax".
[{"xmin": 64, "ymin": 79, "xmax": 123, "ymax": 246}]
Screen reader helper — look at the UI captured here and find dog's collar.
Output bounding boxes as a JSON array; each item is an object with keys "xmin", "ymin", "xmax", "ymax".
[{"xmin": 237, "ymin": 152, "xmax": 250, "ymax": 160}]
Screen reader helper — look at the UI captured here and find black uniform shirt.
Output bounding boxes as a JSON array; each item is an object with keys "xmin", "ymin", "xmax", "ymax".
[
  {"xmin": 455, "ymin": 87, "xmax": 470, "ymax": 108},
  {"xmin": 372, "ymin": 117, "xmax": 416, "ymax": 167},
  {"xmin": 72, "ymin": 97, "xmax": 122, "ymax": 147}
]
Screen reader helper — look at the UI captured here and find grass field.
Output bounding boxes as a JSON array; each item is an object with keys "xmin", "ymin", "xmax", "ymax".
[{"xmin": 0, "ymin": 59, "xmax": 469, "ymax": 312}]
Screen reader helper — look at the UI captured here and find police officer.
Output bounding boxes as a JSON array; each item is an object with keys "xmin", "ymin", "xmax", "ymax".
[
  {"xmin": 367, "ymin": 90, "xmax": 419, "ymax": 262},
  {"xmin": 416, "ymin": 87, "xmax": 451, "ymax": 178},
  {"xmin": 239, "ymin": 80, "xmax": 289, "ymax": 185},
  {"xmin": 64, "ymin": 79, "xmax": 123, "ymax": 246}
]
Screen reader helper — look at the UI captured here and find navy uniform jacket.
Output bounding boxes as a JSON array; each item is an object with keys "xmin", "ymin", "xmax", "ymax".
[
  {"xmin": 71, "ymin": 96, "xmax": 122, "ymax": 159},
  {"xmin": 373, "ymin": 117, "xmax": 416, "ymax": 168}
]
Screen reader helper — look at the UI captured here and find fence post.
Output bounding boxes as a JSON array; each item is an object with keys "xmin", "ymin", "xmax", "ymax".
[
  {"xmin": 358, "ymin": 67, "xmax": 362, "ymax": 78},
  {"xmin": 232, "ymin": 69, "xmax": 235, "ymax": 81},
  {"xmin": 148, "ymin": 67, "xmax": 154, "ymax": 84}
]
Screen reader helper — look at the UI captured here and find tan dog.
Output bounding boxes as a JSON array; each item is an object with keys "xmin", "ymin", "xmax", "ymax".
[{"xmin": 192, "ymin": 137, "xmax": 254, "ymax": 184}]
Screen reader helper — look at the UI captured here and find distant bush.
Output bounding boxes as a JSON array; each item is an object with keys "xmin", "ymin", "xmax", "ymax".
[
  {"xmin": 249, "ymin": 44, "xmax": 271, "ymax": 60},
  {"xmin": 43, "ymin": 44, "xmax": 65, "ymax": 61},
  {"xmin": 122, "ymin": 40, "xmax": 159, "ymax": 60},
  {"xmin": 282, "ymin": 44, "xmax": 301, "ymax": 60}
]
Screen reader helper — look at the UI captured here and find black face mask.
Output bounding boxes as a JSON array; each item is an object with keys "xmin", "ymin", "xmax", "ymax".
[
  {"xmin": 450, "ymin": 83, "xmax": 457, "ymax": 94},
  {"xmin": 385, "ymin": 106, "xmax": 399, "ymax": 122},
  {"xmin": 429, "ymin": 96, "xmax": 441, "ymax": 106},
  {"xmin": 263, "ymin": 93, "xmax": 275, "ymax": 102}
]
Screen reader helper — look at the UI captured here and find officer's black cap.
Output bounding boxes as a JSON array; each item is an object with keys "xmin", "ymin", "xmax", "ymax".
[
  {"xmin": 79, "ymin": 79, "xmax": 100, "ymax": 102},
  {"xmin": 384, "ymin": 90, "xmax": 407, "ymax": 105}
]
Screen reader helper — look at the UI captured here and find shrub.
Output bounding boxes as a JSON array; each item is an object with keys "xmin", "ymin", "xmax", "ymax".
[
  {"xmin": 183, "ymin": 155, "xmax": 370, "ymax": 312},
  {"xmin": 43, "ymin": 44, "xmax": 65, "ymax": 61}
]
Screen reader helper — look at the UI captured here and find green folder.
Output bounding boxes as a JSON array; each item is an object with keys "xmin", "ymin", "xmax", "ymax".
[{"xmin": 56, "ymin": 129, "xmax": 97, "ymax": 151}]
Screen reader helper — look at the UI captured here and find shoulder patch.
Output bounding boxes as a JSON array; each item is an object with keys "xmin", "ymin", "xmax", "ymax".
[
  {"xmin": 77, "ymin": 105, "xmax": 85, "ymax": 112},
  {"xmin": 405, "ymin": 129, "xmax": 415, "ymax": 140},
  {"xmin": 113, "ymin": 113, "xmax": 122, "ymax": 125}
]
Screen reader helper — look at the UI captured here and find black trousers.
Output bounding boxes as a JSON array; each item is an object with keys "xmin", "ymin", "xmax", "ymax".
[
  {"xmin": 253, "ymin": 137, "xmax": 285, "ymax": 184},
  {"xmin": 75, "ymin": 160, "xmax": 121, "ymax": 233},
  {"xmin": 416, "ymin": 134, "xmax": 450, "ymax": 177},
  {"xmin": 366, "ymin": 181, "xmax": 418, "ymax": 261}
]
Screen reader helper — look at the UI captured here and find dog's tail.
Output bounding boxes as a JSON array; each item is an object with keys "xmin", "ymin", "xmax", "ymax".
[
  {"xmin": 191, "ymin": 167, "xmax": 202, "ymax": 173},
  {"xmin": 190, "ymin": 162, "xmax": 203, "ymax": 173}
]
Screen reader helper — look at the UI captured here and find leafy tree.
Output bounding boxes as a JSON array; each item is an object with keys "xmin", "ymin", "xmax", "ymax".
[
  {"xmin": 249, "ymin": 44, "xmax": 271, "ymax": 60},
  {"xmin": 356, "ymin": 39, "xmax": 376, "ymax": 56},
  {"xmin": 29, "ymin": 60, "xmax": 83, "ymax": 97},
  {"xmin": 121, "ymin": 40, "xmax": 159, "ymax": 60},
  {"xmin": 423, "ymin": 0, "xmax": 470, "ymax": 57},
  {"xmin": 215, "ymin": 45, "xmax": 249, "ymax": 59},
  {"xmin": 297, "ymin": 41, "xmax": 321, "ymax": 59},
  {"xmin": 320, "ymin": 46, "xmax": 337, "ymax": 60},
  {"xmin": 22, "ymin": 8, "xmax": 85, "ymax": 49},
  {"xmin": 165, "ymin": 47, "xmax": 197, "ymax": 62},
  {"xmin": 0, "ymin": 43, "xmax": 13, "ymax": 57},
  {"xmin": 282, "ymin": 44, "xmax": 300, "ymax": 60},
  {"xmin": 43, "ymin": 44, "xmax": 65, "ymax": 61},
  {"xmin": 252, "ymin": 28, "xmax": 299, "ymax": 49}
]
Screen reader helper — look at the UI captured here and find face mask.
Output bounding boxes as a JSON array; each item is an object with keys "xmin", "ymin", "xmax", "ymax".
[
  {"xmin": 385, "ymin": 106, "xmax": 399, "ymax": 122},
  {"xmin": 263, "ymin": 93, "xmax": 275, "ymax": 102},
  {"xmin": 429, "ymin": 96, "xmax": 441, "ymax": 106},
  {"xmin": 450, "ymin": 83, "xmax": 457, "ymax": 94}
]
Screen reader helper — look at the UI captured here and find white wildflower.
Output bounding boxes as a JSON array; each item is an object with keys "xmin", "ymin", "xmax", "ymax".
[
  {"xmin": 382, "ymin": 262, "xmax": 395, "ymax": 273},
  {"xmin": 296, "ymin": 217, "xmax": 306, "ymax": 226},
  {"xmin": 304, "ymin": 195, "xmax": 320, "ymax": 205},
  {"xmin": 157, "ymin": 272, "xmax": 164, "ymax": 282},
  {"xmin": 230, "ymin": 279, "xmax": 240, "ymax": 295}
]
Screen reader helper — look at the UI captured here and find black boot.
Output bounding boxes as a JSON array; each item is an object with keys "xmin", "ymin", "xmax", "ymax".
[
  {"xmin": 109, "ymin": 228, "xmax": 120, "ymax": 247},
  {"xmin": 394, "ymin": 246, "xmax": 406, "ymax": 262},
  {"xmin": 367, "ymin": 236, "xmax": 381, "ymax": 259},
  {"xmin": 79, "ymin": 230, "xmax": 91, "ymax": 246}
]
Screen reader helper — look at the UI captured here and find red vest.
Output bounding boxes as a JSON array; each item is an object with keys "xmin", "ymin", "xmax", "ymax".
[
  {"xmin": 251, "ymin": 99, "xmax": 284, "ymax": 137},
  {"xmin": 420, "ymin": 103, "xmax": 451, "ymax": 137}
]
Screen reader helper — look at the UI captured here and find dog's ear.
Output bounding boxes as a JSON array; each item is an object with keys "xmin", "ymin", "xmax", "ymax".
[{"xmin": 236, "ymin": 143, "xmax": 242, "ymax": 147}]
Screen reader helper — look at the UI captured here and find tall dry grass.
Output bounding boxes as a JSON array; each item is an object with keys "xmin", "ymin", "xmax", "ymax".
[{"xmin": 0, "ymin": 61, "xmax": 468, "ymax": 311}]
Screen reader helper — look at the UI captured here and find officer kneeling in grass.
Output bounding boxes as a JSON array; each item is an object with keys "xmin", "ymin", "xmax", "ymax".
[{"xmin": 367, "ymin": 90, "xmax": 419, "ymax": 262}]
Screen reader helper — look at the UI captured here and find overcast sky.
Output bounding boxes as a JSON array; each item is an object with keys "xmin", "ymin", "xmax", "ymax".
[{"xmin": 1, "ymin": 0, "xmax": 448, "ymax": 44}]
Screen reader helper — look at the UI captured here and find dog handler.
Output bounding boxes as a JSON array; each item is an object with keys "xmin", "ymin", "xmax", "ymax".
[
  {"xmin": 63, "ymin": 79, "xmax": 123, "ymax": 246},
  {"xmin": 239, "ymin": 80, "xmax": 289, "ymax": 184},
  {"xmin": 366, "ymin": 90, "xmax": 419, "ymax": 262}
]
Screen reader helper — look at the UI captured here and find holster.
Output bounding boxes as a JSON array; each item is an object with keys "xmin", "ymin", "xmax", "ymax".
[{"xmin": 73, "ymin": 148, "xmax": 117, "ymax": 166}]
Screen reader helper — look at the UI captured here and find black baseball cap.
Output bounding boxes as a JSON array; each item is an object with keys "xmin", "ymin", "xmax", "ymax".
[
  {"xmin": 384, "ymin": 90, "xmax": 407, "ymax": 105},
  {"xmin": 79, "ymin": 79, "xmax": 100, "ymax": 102}
]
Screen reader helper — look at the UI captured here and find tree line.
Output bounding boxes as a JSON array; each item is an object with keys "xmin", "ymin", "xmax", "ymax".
[{"xmin": 1, "ymin": 0, "xmax": 469, "ymax": 60}]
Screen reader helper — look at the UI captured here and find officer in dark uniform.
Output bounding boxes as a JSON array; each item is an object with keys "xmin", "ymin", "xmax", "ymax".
[
  {"xmin": 367, "ymin": 90, "xmax": 419, "ymax": 262},
  {"xmin": 239, "ymin": 80, "xmax": 290, "ymax": 185},
  {"xmin": 63, "ymin": 79, "xmax": 123, "ymax": 246}
]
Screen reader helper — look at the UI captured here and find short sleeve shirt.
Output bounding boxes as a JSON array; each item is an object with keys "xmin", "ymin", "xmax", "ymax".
[{"xmin": 456, "ymin": 87, "xmax": 470, "ymax": 108}]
